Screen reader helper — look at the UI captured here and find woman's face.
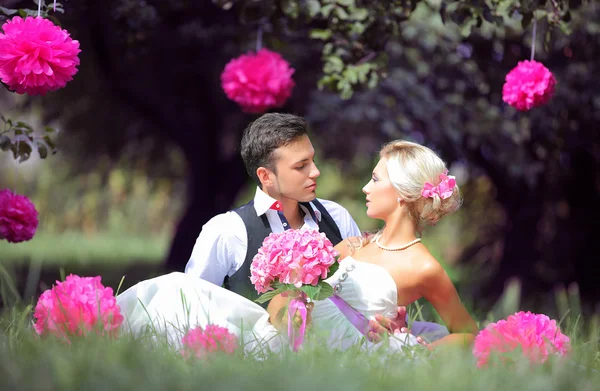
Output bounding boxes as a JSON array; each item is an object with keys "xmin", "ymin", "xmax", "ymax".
[{"xmin": 362, "ymin": 158, "xmax": 401, "ymax": 220}]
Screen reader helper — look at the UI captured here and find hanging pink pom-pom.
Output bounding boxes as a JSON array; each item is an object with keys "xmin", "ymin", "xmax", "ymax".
[
  {"xmin": 502, "ymin": 60, "xmax": 556, "ymax": 111},
  {"xmin": 221, "ymin": 48, "xmax": 295, "ymax": 114},
  {"xmin": 33, "ymin": 275, "xmax": 124, "ymax": 340},
  {"xmin": 0, "ymin": 189, "xmax": 39, "ymax": 243},
  {"xmin": 473, "ymin": 311, "xmax": 570, "ymax": 368},
  {"xmin": 0, "ymin": 16, "xmax": 81, "ymax": 96}
]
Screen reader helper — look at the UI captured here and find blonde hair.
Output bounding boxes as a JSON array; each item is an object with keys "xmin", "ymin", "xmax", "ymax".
[{"xmin": 381, "ymin": 140, "xmax": 462, "ymax": 231}]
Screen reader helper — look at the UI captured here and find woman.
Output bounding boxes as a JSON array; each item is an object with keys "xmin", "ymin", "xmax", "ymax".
[
  {"xmin": 267, "ymin": 140, "xmax": 477, "ymax": 350},
  {"xmin": 116, "ymin": 140, "xmax": 477, "ymax": 355}
]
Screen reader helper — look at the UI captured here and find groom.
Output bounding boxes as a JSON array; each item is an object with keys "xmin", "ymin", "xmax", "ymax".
[{"xmin": 184, "ymin": 112, "xmax": 438, "ymax": 342}]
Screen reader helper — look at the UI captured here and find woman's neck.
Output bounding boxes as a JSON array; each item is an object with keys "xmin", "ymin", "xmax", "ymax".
[{"xmin": 378, "ymin": 217, "xmax": 418, "ymax": 246}]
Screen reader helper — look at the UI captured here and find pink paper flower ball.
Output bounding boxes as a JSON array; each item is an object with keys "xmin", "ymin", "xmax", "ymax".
[
  {"xmin": 250, "ymin": 229, "xmax": 339, "ymax": 294},
  {"xmin": 221, "ymin": 48, "xmax": 295, "ymax": 114},
  {"xmin": 473, "ymin": 311, "xmax": 571, "ymax": 368},
  {"xmin": 181, "ymin": 325, "xmax": 239, "ymax": 359},
  {"xmin": 33, "ymin": 275, "xmax": 124, "ymax": 340},
  {"xmin": 0, "ymin": 16, "xmax": 81, "ymax": 95},
  {"xmin": 502, "ymin": 60, "xmax": 556, "ymax": 111},
  {"xmin": 0, "ymin": 189, "xmax": 39, "ymax": 243}
]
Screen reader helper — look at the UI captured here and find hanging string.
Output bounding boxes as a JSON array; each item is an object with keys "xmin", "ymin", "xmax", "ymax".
[
  {"xmin": 37, "ymin": 0, "xmax": 42, "ymax": 17},
  {"xmin": 530, "ymin": 18, "xmax": 537, "ymax": 61},
  {"xmin": 256, "ymin": 25, "xmax": 263, "ymax": 52}
]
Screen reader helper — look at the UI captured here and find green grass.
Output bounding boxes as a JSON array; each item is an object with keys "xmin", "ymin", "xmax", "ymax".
[
  {"xmin": 0, "ymin": 231, "xmax": 168, "ymax": 266},
  {"xmin": 0, "ymin": 303, "xmax": 599, "ymax": 391}
]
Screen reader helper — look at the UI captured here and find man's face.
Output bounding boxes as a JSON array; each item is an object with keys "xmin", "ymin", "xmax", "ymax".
[{"xmin": 266, "ymin": 135, "xmax": 320, "ymax": 202}]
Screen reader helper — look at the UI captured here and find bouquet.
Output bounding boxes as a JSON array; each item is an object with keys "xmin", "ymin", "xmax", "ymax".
[{"xmin": 250, "ymin": 229, "xmax": 340, "ymax": 351}]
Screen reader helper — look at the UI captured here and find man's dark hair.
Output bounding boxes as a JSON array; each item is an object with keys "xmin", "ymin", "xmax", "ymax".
[{"xmin": 240, "ymin": 113, "xmax": 309, "ymax": 185}]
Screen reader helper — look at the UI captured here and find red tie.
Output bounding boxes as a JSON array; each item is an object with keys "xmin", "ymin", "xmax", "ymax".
[{"xmin": 270, "ymin": 201, "xmax": 283, "ymax": 212}]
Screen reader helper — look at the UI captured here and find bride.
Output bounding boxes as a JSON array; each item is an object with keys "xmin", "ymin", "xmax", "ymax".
[{"xmin": 116, "ymin": 140, "xmax": 478, "ymax": 355}]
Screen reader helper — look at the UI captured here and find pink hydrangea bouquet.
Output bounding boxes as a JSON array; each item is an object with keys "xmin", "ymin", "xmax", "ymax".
[
  {"xmin": 473, "ymin": 311, "xmax": 571, "ymax": 368},
  {"xmin": 33, "ymin": 274, "xmax": 124, "ymax": 341},
  {"xmin": 250, "ymin": 229, "xmax": 340, "ymax": 351},
  {"xmin": 181, "ymin": 325, "xmax": 239, "ymax": 360}
]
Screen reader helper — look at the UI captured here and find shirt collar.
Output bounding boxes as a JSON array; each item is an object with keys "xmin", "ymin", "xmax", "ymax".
[
  {"xmin": 253, "ymin": 187, "xmax": 279, "ymax": 216},
  {"xmin": 252, "ymin": 187, "xmax": 322, "ymax": 222}
]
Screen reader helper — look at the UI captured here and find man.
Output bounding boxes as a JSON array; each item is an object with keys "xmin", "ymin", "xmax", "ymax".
[
  {"xmin": 185, "ymin": 113, "xmax": 441, "ymax": 344},
  {"xmin": 185, "ymin": 113, "xmax": 360, "ymax": 299}
]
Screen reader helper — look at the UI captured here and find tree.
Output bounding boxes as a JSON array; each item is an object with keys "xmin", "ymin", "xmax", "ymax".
[{"xmin": 1, "ymin": 0, "xmax": 597, "ymax": 309}]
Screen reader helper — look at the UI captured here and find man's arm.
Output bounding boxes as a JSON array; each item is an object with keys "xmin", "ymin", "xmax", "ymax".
[{"xmin": 184, "ymin": 212, "xmax": 247, "ymax": 286}]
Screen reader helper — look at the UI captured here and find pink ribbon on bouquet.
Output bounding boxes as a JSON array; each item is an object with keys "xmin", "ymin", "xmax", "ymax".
[{"xmin": 287, "ymin": 291, "xmax": 308, "ymax": 352}]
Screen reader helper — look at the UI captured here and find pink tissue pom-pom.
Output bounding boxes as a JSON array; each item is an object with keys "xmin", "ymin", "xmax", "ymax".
[
  {"xmin": 221, "ymin": 48, "xmax": 295, "ymax": 114},
  {"xmin": 473, "ymin": 311, "xmax": 570, "ymax": 368},
  {"xmin": 0, "ymin": 16, "xmax": 81, "ymax": 95},
  {"xmin": 0, "ymin": 189, "xmax": 39, "ymax": 243},
  {"xmin": 181, "ymin": 325, "xmax": 239, "ymax": 359},
  {"xmin": 502, "ymin": 60, "xmax": 556, "ymax": 111},
  {"xmin": 250, "ymin": 229, "xmax": 339, "ymax": 294},
  {"xmin": 33, "ymin": 275, "xmax": 124, "ymax": 340}
]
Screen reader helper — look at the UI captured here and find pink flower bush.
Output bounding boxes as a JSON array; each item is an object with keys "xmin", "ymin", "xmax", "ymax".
[
  {"xmin": 33, "ymin": 275, "xmax": 124, "ymax": 340},
  {"xmin": 0, "ymin": 16, "xmax": 81, "ymax": 95},
  {"xmin": 473, "ymin": 311, "xmax": 571, "ymax": 368},
  {"xmin": 181, "ymin": 325, "xmax": 238, "ymax": 359},
  {"xmin": 221, "ymin": 48, "xmax": 295, "ymax": 114},
  {"xmin": 0, "ymin": 189, "xmax": 39, "ymax": 243},
  {"xmin": 250, "ymin": 229, "xmax": 339, "ymax": 294},
  {"xmin": 502, "ymin": 60, "xmax": 556, "ymax": 111}
]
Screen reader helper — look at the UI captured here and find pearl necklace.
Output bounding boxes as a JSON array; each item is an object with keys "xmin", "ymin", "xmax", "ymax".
[{"xmin": 375, "ymin": 237, "xmax": 421, "ymax": 251}]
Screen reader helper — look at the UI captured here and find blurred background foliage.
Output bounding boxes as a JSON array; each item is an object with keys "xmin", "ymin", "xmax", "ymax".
[{"xmin": 1, "ymin": 0, "xmax": 599, "ymax": 321}]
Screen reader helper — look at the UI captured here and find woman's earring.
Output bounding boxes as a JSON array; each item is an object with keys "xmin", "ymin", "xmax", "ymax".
[{"xmin": 397, "ymin": 197, "xmax": 402, "ymax": 204}]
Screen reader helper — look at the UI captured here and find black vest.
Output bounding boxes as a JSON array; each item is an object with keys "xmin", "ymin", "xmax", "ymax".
[{"xmin": 226, "ymin": 199, "xmax": 343, "ymax": 304}]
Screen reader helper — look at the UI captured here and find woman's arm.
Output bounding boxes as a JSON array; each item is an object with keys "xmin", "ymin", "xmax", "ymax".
[{"xmin": 418, "ymin": 259, "xmax": 479, "ymax": 348}]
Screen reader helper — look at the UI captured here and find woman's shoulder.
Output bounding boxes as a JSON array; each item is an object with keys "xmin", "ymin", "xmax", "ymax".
[{"xmin": 335, "ymin": 232, "xmax": 374, "ymax": 260}]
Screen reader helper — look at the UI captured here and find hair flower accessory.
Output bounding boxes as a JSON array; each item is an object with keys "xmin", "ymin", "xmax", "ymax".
[{"xmin": 421, "ymin": 170, "xmax": 456, "ymax": 200}]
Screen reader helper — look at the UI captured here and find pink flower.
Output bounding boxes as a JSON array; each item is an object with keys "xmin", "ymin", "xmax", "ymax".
[
  {"xmin": 0, "ymin": 16, "xmax": 81, "ymax": 95},
  {"xmin": 33, "ymin": 274, "xmax": 124, "ymax": 340},
  {"xmin": 0, "ymin": 189, "xmax": 39, "ymax": 243},
  {"xmin": 181, "ymin": 325, "xmax": 238, "ymax": 359},
  {"xmin": 221, "ymin": 48, "xmax": 295, "ymax": 114},
  {"xmin": 250, "ymin": 229, "xmax": 339, "ymax": 294},
  {"xmin": 473, "ymin": 311, "xmax": 571, "ymax": 368},
  {"xmin": 421, "ymin": 170, "xmax": 456, "ymax": 200},
  {"xmin": 502, "ymin": 60, "xmax": 556, "ymax": 111}
]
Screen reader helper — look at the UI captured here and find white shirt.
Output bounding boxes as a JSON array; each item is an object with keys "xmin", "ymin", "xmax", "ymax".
[{"xmin": 185, "ymin": 187, "xmax": 361, "ymax": 287}]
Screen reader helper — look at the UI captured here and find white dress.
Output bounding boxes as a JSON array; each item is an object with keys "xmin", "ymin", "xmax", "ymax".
[{"xmin": 116, "ymin": 257, "xmax": 443, "ymax": 356}]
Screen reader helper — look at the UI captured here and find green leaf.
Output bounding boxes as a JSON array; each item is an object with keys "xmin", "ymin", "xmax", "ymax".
[
  {"xmin": 337, "ymin": 0, "xmax": 354, "ymax": 5},
  {"xmin": 351, "ymin": 7, "xmax": 368, "ymax": 21},
  {"xmin": 316, "ymin": 282, "xmax": 334, "ymax": 300},
  {"xmin": 299, "ymin": 284, "xmax": 321, "ymax": 301},
  {"xmin": 305, "ymin": 0, "xmax": 321, "ymax": 18},
  {"xmin": 0, "ymin": 7, "xmax": 19, "ymax": 15},
  {"xmin": 321, "ymin": 4, "xmax": 335, "ymax": 18},
  {"xmin": 0, "ymin": 135, "xmax": 11, "ymax": 151},
  {"xmin": 310, "ymin": 29, "xmax": 332, "ymax": 40},
  {"xmin": 281, "ymin": 0, "xmax": 299, "ymax": 18},
  {"xmin": 254, "ymin": 285, "xmax": 289, "ymax": 304},
  {"xmin": 335, "ymin": 6, "xmax": 349, "ymax": 20},
  {"xmin": 18, "ymin": 9, "xmax": 27, "ymax": 18},
  {"xmin": 328, "ymin": 260, "xmax": 340, "ymax": 277}
]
